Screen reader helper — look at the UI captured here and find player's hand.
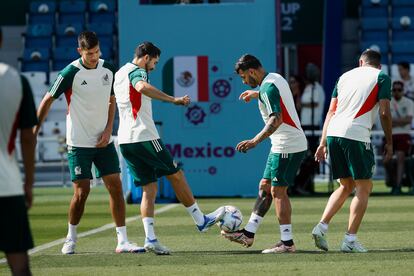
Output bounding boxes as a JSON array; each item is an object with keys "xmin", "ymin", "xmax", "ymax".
[
  {"xmin": 314, "ymin": 144, "xmax": 327, "ymax": 162},
  {"xmin": 96, "ymin": 129, "xmax": 111, "ymax": 148},
  {"xmin": 24, "ymin": 183, "xmax": 33, "ymax": 209},
  {"xmin": 236, "ymin": 139, "xmax": 257, "ymax": 153},
  {"xmin": 173, "ymin": 95, "xmax": 190, "ymax": 106},
  {"xmin": 239, "ymin": 90, "xmax": 259, "ymax": 103},
  {"xmin": 383, "ymin": 143, "xmax": 393, "ymax": 163}
]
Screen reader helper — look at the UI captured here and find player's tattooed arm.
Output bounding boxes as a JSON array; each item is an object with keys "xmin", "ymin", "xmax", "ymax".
[
  {"xmin": 253, "ymin": 189, "xmax": 272, "ymax": 217},
  {"xmin": 236, "ymin": 112, "xmax": 282, "ymax": 153},
  {"xmin": 252, "ymin": 112, "xmax": 282, "ymax": 144}
]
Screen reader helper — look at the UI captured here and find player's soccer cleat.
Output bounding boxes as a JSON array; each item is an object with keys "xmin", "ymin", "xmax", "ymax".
[
  {"xmin": 312, "ymin": 224, "xmax": 329, "ymax": 251},
  {"xmin": 340, "ymin": 239, "xmax": 368, "ymax": 253},
  {"xmin": 115, "ymin": 241, "xmax": 146, "ymax": 253},
  {"xmin": 61, "ymin": 238, "xmax": 76, "ymax": 254},
  {"xmin": 196, "ymin": 206, "xmax": 226, "ymax": 232},
  {"xmin": 144, "ymin": 238, "xmax": 170, "ymax": 255},
  {"xmin": 261, "ymin": 241, "xmax": 296, "ymax": 254},
  {"xmin": 221, "ymin": 229, "xmax": 254, "ymax": 248}
]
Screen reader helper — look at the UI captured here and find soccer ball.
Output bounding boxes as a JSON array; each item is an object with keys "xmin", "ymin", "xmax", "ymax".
[{"xmin": 217, "ymin": 205, "xmax": 243, "ymax": 232}]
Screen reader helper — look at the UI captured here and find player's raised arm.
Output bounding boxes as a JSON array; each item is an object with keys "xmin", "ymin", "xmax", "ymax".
[{"xmin": 134, "ymin": 81, "xmax": 190, "ymax": 106}]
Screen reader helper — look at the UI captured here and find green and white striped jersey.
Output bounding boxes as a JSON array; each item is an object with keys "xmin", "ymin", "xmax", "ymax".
[
  {"xmin": 258, "ymin": 73, "xmax": 307, "ymax": 154},
  {"xmin": 0, "ymin": 63, "xmax": 37, "ymax": 196},
  {"xmin": 48, "ymin": 58, "xmax": 115, "ymax": 147},
  {"xmin": 327, "ymin": 67, "xmax": 391, "ymax": 143}
]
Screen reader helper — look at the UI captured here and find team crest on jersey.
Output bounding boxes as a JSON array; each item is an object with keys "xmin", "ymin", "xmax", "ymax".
[
  {"xmin": 74, "ymin": 166, "xmax": 82, "ymax": 175},
  {"xmin": 102, "ymin": 73, "xmax": 110, "ymax": 85},
  {"xmin": 140, "ymin": 71, "xmax": 147, "ymax": 82}
]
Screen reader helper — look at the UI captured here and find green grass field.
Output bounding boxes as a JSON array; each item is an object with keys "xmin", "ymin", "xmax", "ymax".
[{"xmin": 1, "ymin": 184, "xmax": 414, "ymax": 275}]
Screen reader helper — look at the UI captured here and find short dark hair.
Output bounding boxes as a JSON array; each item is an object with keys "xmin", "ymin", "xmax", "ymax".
[
  {"xmin": 78, "ymin": 31, "xmax": 99, "ymax": 50},
  {"xmin": 398, "ymin": 61, "xmax": 410, "ymax": 71},
  {"xmin": 393, "ymin": 80, "xmax": 404, "ymax": 88},
  {"xmin": 234, "ymin": 54, "xmax": 262, "ymax": 73},
  {"xmin": 135, "ymin": 42, "xmax": 161, "ymax": 59},
  {"xmin": 360, "ymin": 49, "xmax": 381, "ymax": 67}
]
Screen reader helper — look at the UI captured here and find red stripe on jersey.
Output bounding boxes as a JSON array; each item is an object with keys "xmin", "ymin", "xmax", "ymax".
[
  {"xmin": 129, "ymin": 83, "xmax": 142, "ymax": 120},
  {"xmin": 64, "ymin": 88, "xmax": 72, "ymax": 115},
  {"xmin": 354, "ymin": 84, "xmax": 379, "ymax": 119},
  {"xmin": 280, "ymin": 98, "xmax": 298, "ymax": 129},
  {"xmin": 7, "ymin": 111, "xmax": 20, "ymax": 155}
]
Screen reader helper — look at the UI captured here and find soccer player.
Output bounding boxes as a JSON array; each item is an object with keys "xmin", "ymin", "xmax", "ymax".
[
  {"xmin": 0, "ymin": 26, "xmax": 37, "ymax": 275},
  {"xmin": 222, "ymin": 54, "xmax": 307, "ymax": 253},
  {"xmin": 113, "ymin": 41, "xmax": 225, "ymax": 255},
  {"xmin": 34, "ymin": 31, "xmax": 144, "ymax": 254},
  {"xmin": 312, "ymin": 49, "xmax": 392, "ymax": 253}
]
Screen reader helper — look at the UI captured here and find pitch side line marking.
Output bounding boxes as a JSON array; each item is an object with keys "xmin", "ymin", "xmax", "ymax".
[{"xmin": 0, "ymin": 204, "xmax": 178, "ymax": 264}]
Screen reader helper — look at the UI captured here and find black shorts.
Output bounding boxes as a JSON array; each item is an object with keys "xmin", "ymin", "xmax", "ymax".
[{"xmin": 0, "ymin": 195, "xmax": 34, "ymax": 253}]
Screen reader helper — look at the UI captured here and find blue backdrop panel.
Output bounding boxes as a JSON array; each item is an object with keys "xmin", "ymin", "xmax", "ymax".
[{"xmin": 119, "ymin": 1, "xmax": 277, "ymax": 197}]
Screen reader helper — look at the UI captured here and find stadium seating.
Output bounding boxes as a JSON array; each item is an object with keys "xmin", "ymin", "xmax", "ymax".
[
  {"xmin": 55, "ymin": 23, "xmax": 84, "ymax": 48},
  {"xmin": 21, "ymin": 71, "xmax": 48, "ymax": 97},
  {"xmin": 22, "ymin": 0, "xmax": 118, "ymax": 74},
  {"xmin": 28, "ymin": 1, "xmax": 56, "ymax": 24},
  {"xmin": 21, "ymin": 47, "xmax": 50, "ymax": 72},
  {"xmin": 58, "ymin": 0, "xmax": 87, "ymax": 25}
]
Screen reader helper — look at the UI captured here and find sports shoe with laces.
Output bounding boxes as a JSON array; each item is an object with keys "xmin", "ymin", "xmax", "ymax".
[
  {"xmin": 312, "ymin": 224, "xmax": 329, "ymax": 251},
  {"xmin": 144, "ymin": 238, "xmax": 170, "ymax": 255},
  {"xmin": 221, "ymin": 229, "xmax": 254, "ymax": 248},
  {"xmin": 115, "ymin": 241, "xmax": 146, "ymax": 253},
  {"xmin": 196, "ymin": 206, "xmax": 226, "ymax": 232},
  {"xmin": 61, "ymin": 238, "xmax": 76, "ymax": 254},
  {"xmin": 340, "ymin": 239, "xmax": 368, "ymax": 253},
  {"xmin": 261, "ymin": 241, "xmax": 296, "ymax": 254}
]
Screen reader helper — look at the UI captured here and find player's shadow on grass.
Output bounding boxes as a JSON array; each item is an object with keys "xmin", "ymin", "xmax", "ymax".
[{"xmin": 173, "ymin": 248, "xmax": 414, "ymax": 255}]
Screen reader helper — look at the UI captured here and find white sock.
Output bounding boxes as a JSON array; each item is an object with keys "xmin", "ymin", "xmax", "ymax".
[
  {"xmin": 67, "ymin": 223, "xmax": 78, "ymax": 241},
  {"xmin": 280, "ymin": 224, "xmax": 293, "ymax": 241},
  {"xmin": 244, "ymin": 213, "xmax": 263, "ymax": 234},
  {"xmin": 344, "ymin": 233, "xmax": 356, "ymax": 242},
  {"xmin": 116, "ymin": 226, "xmax": 128, "ymax": 244},
  {"xmin": 318, "ymin": 221, "xmax": 328, "ymax": 233},
  {"xmin": 186, "ymin": 202, "xmax": 205, "ymax": 226},
  {"xmin": 142, "ymin": 217, "xmax": 156, "ymax": 240}
]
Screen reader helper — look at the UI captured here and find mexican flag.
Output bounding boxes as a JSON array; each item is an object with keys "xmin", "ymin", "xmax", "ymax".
[{"xmin": 163, "ymin": 56, "xmax": 209, "ymax": 102}]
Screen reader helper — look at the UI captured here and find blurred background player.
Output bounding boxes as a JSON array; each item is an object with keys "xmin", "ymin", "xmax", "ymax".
[
  {"xmin": 0, "ymin": 26, "xmax": 37, "ymax": 276},
  {"xmin": 114, "ymin": 41, "xmax": 225, "ymax": 255},
  {"xmin": 384, "ymin": 80, "xmax": 413, "ymax": 195},
  {"xmin": 34, "ymin": 31, "xmax": 144, "ymax": 255},
  {"xmin": 395, "ymin": 62, "xmax": 414, "ymax": 100},
  {"xmin": 222, "ymin": 54, "xmax": 307, "ymax": 253},
  {"xmin": 312, "ymin": 49, "xmax": 392, "ymax": 253}
]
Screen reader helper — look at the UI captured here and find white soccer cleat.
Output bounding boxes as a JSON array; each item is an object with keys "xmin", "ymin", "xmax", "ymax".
[
  {"xmin": 340, "ymin": 239, "xmax": 368, "ymax": 253},
  {"xmin": 197, "ymin": 206, "xmax": 226, "ymax": 232},
  {"xmin": 115, "ymin": 241, "xmax": 146, "ymax": 253},
  {"xmin": 61, "ymin": 239, "xmax": 76, "ymax": 255},
  {"xmin": 261, "ymin": 241, "xmax": 296, "ymax": 254},
  {"xmin": 221, "ymin": 230, "xmax": 254, "ymax": 248},
  {"xmin": 144, "ymin": 238, "xmax": 170, "ymax": 255},
  {"xmin": 312, "ymin": 224, "xmax": 329, "ymax": 251}
]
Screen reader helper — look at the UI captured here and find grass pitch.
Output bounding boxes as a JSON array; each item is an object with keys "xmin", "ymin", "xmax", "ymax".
[{"xmin": 1, "ymin": 184, "xmax": 414, "ymax": 275}]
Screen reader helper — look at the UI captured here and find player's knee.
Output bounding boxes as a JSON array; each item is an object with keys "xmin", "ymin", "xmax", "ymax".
[
  {"xmin": 74, "ymin": 188, "xmax": 90, "ymax": 202},
  {"xmin": 259, "ymin": 179, "xmax": 271, "ymax": 194},
  {"xmin": 166, "ymin": 170, "xmax": 183, "ymax": 184},
  {"xmin": 271, "ymin": 186, "xmax": 287, "ymax": 199}
]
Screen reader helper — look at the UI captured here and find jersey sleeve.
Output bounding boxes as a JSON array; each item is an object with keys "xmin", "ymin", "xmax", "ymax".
[
  {"xmin": 48, "ymin": 64, "xmax": 79, "ymax": 99},
  {"xmin": 260, "ymin": 83, "xmax": 281, "ymax": 115},
  {"xmin": 331, "ymin": 79, "xmax": 339, "ymax": 98},
  {"xmin": 103, "ymin": 61, "xmax": 117, "ymax": 96},
  {"xmin": 19, "ymin": 75, "xmax": 38, "ymax": 129},
  {"xmin": 129, "ymin": 68, "xmax": 148, "ymax": 88},
  {"xmin": 377, "ymin": 71, "xmax": 392, "ymax": 100}
]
